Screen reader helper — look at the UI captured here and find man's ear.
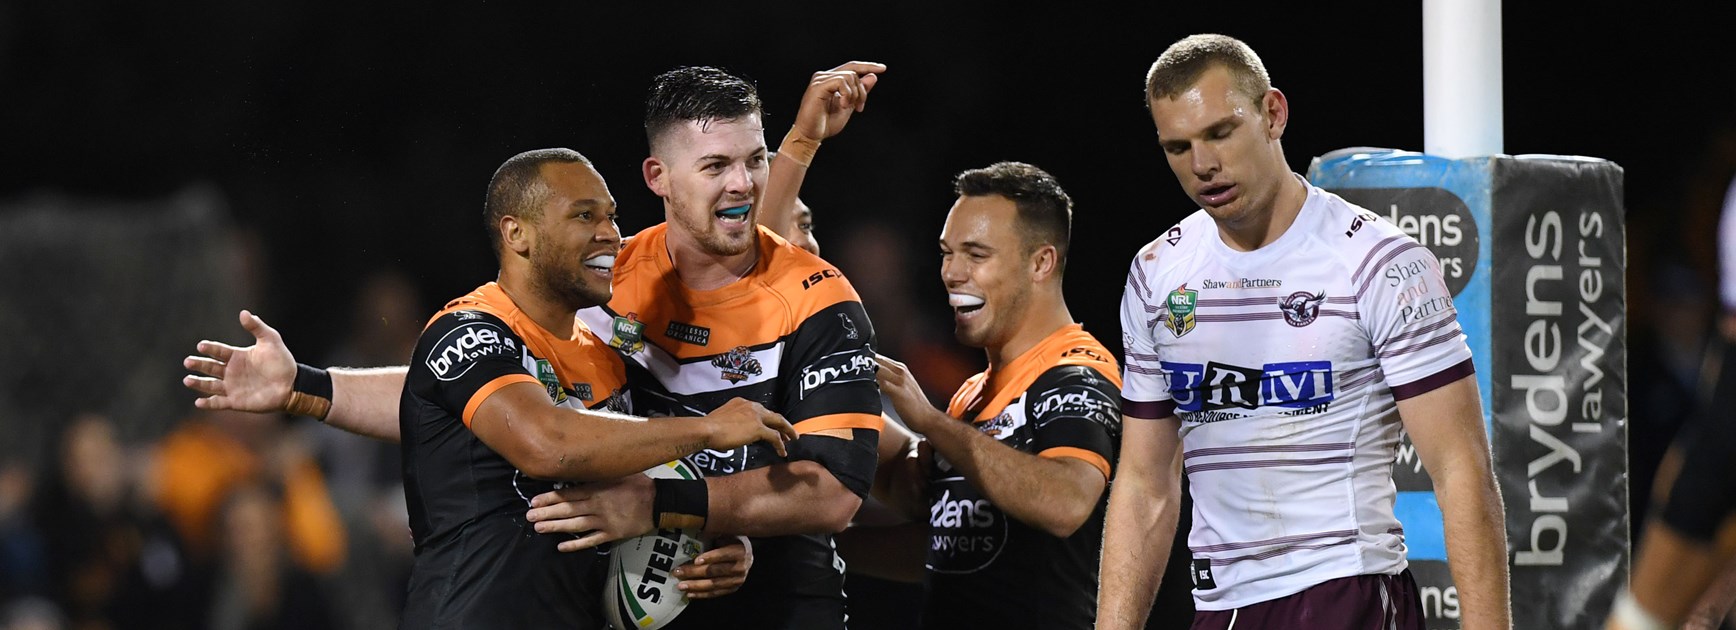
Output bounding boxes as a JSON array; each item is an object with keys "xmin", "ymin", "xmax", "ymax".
[
  {"xmin": 501, "ymin": 214, "xmax": 533, "ymax": 257},
  {"xmin": 643, "ymin": 157, "xmax": 668, "ymax": 198},
  {"xmin": 1031, "ymin": 244, "xmax": 1061, "ymax": 282},
  {"xmin": 1263, "ymin": 87, "xmax": 1290, "ymax": 141}
]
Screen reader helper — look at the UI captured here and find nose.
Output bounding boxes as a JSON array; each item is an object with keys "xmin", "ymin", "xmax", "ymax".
[
  {"xmin": 596, "ymin": 217, "xmax": 622, "ymax": 244},
  {"xmin": 724, "ymin": 162, "xmax": 754, "ymax": 196},
  {"xmin": 1191, "ymin": 142, "xmax": 1220, "ymax": 180},
  {"xmin": 940, "ymin": 253, "xmax": 968, "ymax": 287}
]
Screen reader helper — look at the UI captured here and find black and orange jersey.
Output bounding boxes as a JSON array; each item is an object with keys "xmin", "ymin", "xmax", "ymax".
[
  {"xmin": 923, "ymin": 324, "xmax": 1122, "ymax": 630},
  {"xmin": 577, "ymin": 224, "xmax": 882, "ymax": 629},
  {"xmin": 399, "ymin": 282, "xmax": 627, "ymax": 629}
]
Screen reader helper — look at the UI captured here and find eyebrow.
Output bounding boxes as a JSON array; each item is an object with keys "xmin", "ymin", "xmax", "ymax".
[
  {"xmin": 693, "ymin": 147, "xmax": 766, "ymax": 167},
  {"xmin": 941, "ymin": 239, "xmax": 995, "ymax": 252},
  {"xmin": 1158, "ymin": 114, "xmax": 1242, "ymax": 145}
]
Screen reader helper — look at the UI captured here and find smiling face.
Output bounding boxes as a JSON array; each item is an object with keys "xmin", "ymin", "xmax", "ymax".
[
  {"xmin": 647, "ymin": 114, "xmax": 768, "ymax": 257},
  {"xmin": 1149, "ymin": 64, "xmax": 1291, "ymax": 231},
  {"xmin": 939, "ymin": 194, "xmax": 1034, "ymax": 350},
  {"xmin": 526, "ymin": 161, "xmax": 622, "ymax": 309}
]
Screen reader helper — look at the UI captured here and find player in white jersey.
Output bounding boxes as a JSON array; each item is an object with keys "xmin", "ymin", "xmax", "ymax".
[{"xmin": 1096, "ymin": 34, "xmax": 1512, "ymax": 630}]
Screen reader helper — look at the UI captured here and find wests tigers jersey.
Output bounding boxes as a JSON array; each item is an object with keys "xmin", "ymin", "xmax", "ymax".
[
  {"xmin": 922, "ymin": 324, "xmax": 1122, "ymax": 630},
  {"xmin": 576, "ymin": 224, "xmax": 882, "ymax": 629},
  {"xmin": 399, "ymin": 282, "xmax": 627, "ymax": 629}
]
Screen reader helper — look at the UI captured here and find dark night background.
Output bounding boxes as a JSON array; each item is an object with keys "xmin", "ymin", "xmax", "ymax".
[{"xmin": 1, "ymin": 1, "xmax": 1734, "ymax": 628}]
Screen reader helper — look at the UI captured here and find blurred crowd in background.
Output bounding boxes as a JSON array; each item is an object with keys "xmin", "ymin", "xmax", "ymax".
[{"xmin": 2, "ymin": 1, "xmax": 1734, "ymax": 628}]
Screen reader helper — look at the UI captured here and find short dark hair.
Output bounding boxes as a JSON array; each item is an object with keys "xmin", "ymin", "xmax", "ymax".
[
  {"xmin": 643, "ymin": 66, "xmax": 763, "ymax": 154},
  {"xmin": 1145, "ymin": 34, "xmax": 1271, "ymax": 109},
  {"xmin": 953, "ymin": 162, "xmax": 1073, "ymax": 273},
  {"xmin": 483, "ymin": 148, "xmax": 591, "ymax": 255}
]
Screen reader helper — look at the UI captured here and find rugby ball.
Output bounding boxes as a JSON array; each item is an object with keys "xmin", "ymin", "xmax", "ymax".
[{"xmin": 602, "ymin": 460, "xmax": 706, "ymax": 630}]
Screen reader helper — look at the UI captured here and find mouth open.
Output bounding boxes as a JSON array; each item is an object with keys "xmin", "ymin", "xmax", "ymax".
[
  {"xmin": 583, "ymin": 254, "xmax": 616, "ymax": 278},
  {"xmin": 714, "ymin": 204, "xmax": 751, "ymax": 225},
  {"xmin": 1199, "ymin": 183, "xmax": 1237, "ymax": 207},
  {"xmin": 949, "ymin": 293, "xmax": 985, "ymax": 315}
]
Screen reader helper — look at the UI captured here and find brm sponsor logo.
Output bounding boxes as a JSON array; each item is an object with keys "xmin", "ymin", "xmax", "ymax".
[
  {"xmin": 426, "ymin": 321, "xmax": 517, "ymax": 382},
  {"xmin": 1031, "ymin": 385, "xmax": 1118, "ymax": 428},
  {"xmin": 1160, "ymin": 360, "xmax": 1334, "ymax": 412},
  {"xmin": 798, "ymin": 350, "xmax": 876, "ymax": 399}
]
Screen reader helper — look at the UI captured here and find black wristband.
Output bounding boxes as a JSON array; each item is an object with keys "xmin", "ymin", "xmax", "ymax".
[
  {"xmin": 286, "ymin": 363, "xmax": 333, "ymax": 420},
  {"xmin": 651, "ymin": 478, "xmax": 709, "ymax": 531}
]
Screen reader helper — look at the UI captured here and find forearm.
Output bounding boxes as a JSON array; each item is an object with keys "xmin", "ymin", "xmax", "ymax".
[
  {"xmin": 1620, "ymin": 519, "xmax": 1736, "ymax": 628},
  {"xmin": 703, "ymin": 459, "xmax": 861, "ymax": 537},
  {"xmin": 1097, "ymin": 467, "xmax": 1180, "ymax": 629},
  {"xmin": 325, "ymin": 366, "xmax": 408, "ymax": 442},
  {"xmin": 1435, "ymin": 462, "xmax": 1512, "ymax": 630},
  {"xmin": 759, "ymin": 151, "xmax": 809, "ymax": 240},
  {"xmin": 522, "ymin": 411, "xmax": 715, "ymax": 482},
  {"xmin": 917, "ymin": 406, "xmax": 1102, "ymax": 537}
]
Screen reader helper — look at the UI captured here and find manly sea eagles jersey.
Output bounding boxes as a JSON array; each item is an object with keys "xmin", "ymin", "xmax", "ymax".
[
  {"xmin": 1119, "ymin": 178, "xmax": 1475, "ymax": 610},
  {"xmin": 400, "ymin": 282, "xmax": 628, "ymax": 629},
  {"xmin": 922, "ymin": 324, "xmax": 1121, "ymax": 630},
  {"xmin": 576, "ymin": 224, "xmax": 882, "ymax": 628}
]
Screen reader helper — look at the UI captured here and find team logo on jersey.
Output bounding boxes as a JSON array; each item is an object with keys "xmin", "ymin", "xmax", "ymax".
[
  {"xmin": 535, "ymin": 359, "xmax": 565, "ymax": 404},
  {"xmin": 1278, "ymin": 291, "xmax": 1327, "ymax": 327},
  {"xmin": 1164, "ymin": 284, "xmax": 1198, "ymax": 337},
  {"xmin": 608, "ymin": 313, "xmax": 646, "ymax": 354},
  {"xmin": 710, "ymin": 346, "xmax": 763, "ymax": 384},
  {"xmin": 840, "ymin": 313, "xmax": 859, "ymax": 340}
]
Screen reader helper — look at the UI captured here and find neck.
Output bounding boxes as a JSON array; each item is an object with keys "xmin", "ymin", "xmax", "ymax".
[
  {"xmin": 986, "ymin": 292, "xmax": 1074, "ymax": 369},
  {"xmin": 497, "ymin": 267, "xmax": 581, "ymax": 339},
  {"xmin": 1218, "ymin": 171, "xmax": 1308, "ymax": 252},
  {"xmin": 664, "ymin": 223, "xmax": 759, "ymax": 291}
]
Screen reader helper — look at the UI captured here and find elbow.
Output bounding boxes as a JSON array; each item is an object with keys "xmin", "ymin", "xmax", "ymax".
[
  {"xmin": 1036, "ymin": 502, "xmax": 1096, "ymax": 539},
  {"xmin": 818, "ymin": 491, "xmax": 863, "ymax": 533}
]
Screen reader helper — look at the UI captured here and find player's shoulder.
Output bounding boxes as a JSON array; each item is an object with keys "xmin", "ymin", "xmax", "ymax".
[
  {"xmin": 414, "ymin": 306, "xmax": 524, "ymax": 380},
  {"xmin": 615, "ymin": 223, "xmax": 667, "ymax": 275},
  {"xmin": 1025, "ymin": 364, "xmax": 1122, "ymax": 427},
  {"xmin": 1132, "ymin": 209, "xmax": 1214, "ymax": 271},
  {"xmin": 758, "ymin": 227, "xmax": 861, "ymax": 314}
]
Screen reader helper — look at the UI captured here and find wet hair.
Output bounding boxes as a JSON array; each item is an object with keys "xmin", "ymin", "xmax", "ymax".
[
  {"xmin": 483, "ymin": 148, "xmax": 591, "ymax": 256},
  {"xmin": 953, "ymin": 161, "xmax": 1073, "ymax": 273},
  {"xmin": 643, "ymin": 66, "xmax": 763, "ymax": 154},
  {"xmin": 1145, "ymin": 34, "xmax": 1271, "ymax": 109}
]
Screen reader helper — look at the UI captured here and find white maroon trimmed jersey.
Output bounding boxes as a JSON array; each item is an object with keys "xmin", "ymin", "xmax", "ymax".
[{"xmin": 1118, "ymin": 178, "xmax": 1474, "ymax": 611}]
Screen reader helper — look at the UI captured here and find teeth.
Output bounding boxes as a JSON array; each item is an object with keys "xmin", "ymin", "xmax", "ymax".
[
  {"xmin": 585, "ymin": 255, "xmax": 616, "ymax": 269},
  {"xmin": 948, "ymin": 294, "xmax": 985, "ymax": 308}
]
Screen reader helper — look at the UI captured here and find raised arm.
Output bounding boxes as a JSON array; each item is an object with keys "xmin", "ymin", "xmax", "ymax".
[
  {"xmin": 1398, "ymin": 375, "xmax": 1511, "ymax": 630},
  {"xmin": 761, "ymin": 61, "xmax": 885, "ymax": 239}
]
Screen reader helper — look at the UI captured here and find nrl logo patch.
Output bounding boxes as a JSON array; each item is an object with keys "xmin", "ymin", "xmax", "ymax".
[
  {"xmin": 535, "ymin": 359, "xmax": 565, "ymax": 404},
  {"xmin": 1164, "ymin": 284, "xmax": 1198, "ymax": 338},
  {"xmin": 608, "ymin": 313, "xmax": 645, "ymax": 354},
  {"xmin": 710, "ymin": 346, "xmax": 763, "ymax": 384},
  {"xmin": 1278, "ymin": 291, "xmax": 1327, "ymax": 327}
]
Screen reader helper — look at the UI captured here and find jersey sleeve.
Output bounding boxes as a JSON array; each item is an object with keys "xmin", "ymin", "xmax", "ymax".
[
  {"xmin": 1120, "ymin": 257, "xmax": 1174, "ymax": 419},
  {"xmin": 410, "ymin": 311, "xmax": 537, "ymax": 427},
  {"xmin": 1026, "ymin": 364, "xmax": 1122, "ymax": 480},
  {"xmin": 1356, "ymin": 237, "xmax": 1475, "ymax": 400},
  {"xmin": 778, "ymin": 299, "xmax": 884, "ymax": 434}
]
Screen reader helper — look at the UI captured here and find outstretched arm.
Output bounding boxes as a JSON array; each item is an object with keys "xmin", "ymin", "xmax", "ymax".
[{"xmin": 184, "ymin": 310, "xmax": 406, "ymax": 441}]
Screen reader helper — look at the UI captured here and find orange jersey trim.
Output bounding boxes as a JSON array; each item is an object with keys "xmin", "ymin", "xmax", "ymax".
[
  {"xmin": 462, "ymin": 374, "xmax": 540, "ymax": 428},
  {"xmin": 1039, "ymin": 446, "xmax": 1111, "ymax": 481},
  {"xmin": 793, "ymin": 412, "xmax": 883, "ymax": 435}
]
